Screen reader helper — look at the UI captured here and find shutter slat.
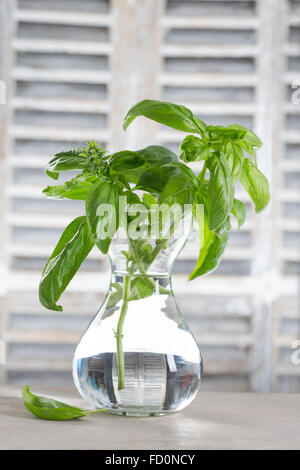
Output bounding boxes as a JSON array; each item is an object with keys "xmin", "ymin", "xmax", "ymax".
[
  {"xmin": 12, "ymin": 38, "xmax": 112, "ymax": 54},
  {"xmin": 162, "ymin": 16, "xmax": 258, "ymax": 29},
  {"xmin": 14, "ymin": 9, "xmax": 112, "ymax": 26}
]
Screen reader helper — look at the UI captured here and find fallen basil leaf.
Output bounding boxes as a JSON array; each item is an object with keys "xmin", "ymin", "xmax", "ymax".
[{"xmin": 22, "ymin": 386, "xmax": 106, "ymax": 421}]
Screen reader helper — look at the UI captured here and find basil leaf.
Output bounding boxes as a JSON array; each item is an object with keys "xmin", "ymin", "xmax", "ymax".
[
  {"xmin": 189, "ymin": 212, "xmax": 228, "ymax": 280},
  {"xmin": 23, "ymin": 386, "xmax": 106, "ymax": 420},
  {"xmin": 179, "ymin": 135, "xmax": 210, "ymax": 162},
  {"xmin": 123, "ymin": 190, "xmax": 141, "ymax": 205},
  {"xmin": 215, "ymin": 215, "xmax": 232, "ymax": 237},
  {"xmin": 142, "ymin": 193, "xmax": 157, "ymax": 209},
  {"xmin": 86, "ymin": 181, "xmax": 121, "ymax": 254},
  {"xmin": 231, "ymin": 199, "xmax": 246, "ymax": 229},
  {"xmin": 138, "ymin": 145, "xmax": 178, "ymax": 165},
  {"xmin": 123, "ymin": 99, "xmax": 203, "ymax": 134},
  {"xmin": 165, "ymin": 161, "xmax": 199, "ymax": 191},
  {"xmin": 45, "ymin": 168, "xmax": 59, "ymax": 180},
  {"xmin": 109, "ymin": 150, "xmax": 145, "ymax": 171},
  {"xmin": 43, "ymin": 175, "xmax": 99, "ymax": 201},
  {"xmin": 138, "ymin": 165, "xmax": 178, "ymax": 194},
  {"xmin": 240, "ymin": 158, "xmax": 270, "ymax": 213},
  {"xmin": 229, "ymin": 124, "xmax": 262, "ymax": 156},
  {"xmin": 128, "ymin": 277, "xmax": 154, "ymax": 301},
  {"xmin": 223, "ymin": 141, "xmax": 244, "ymax": 182},
  {"xmin": 39, "ymin": 216, "xmax": 94, "ymax": 311},
  {"xmin": 117, "ymin": 145, "xmax": 178, "ymax": 185},
  {"xmin": 46, "ymin": 149, "xmax": 89, "ymax": 173},
  {"xmin": 158, "ymin": 173, "xmax": 194, "ymax": 207},
  {"xmin": 206, "ymin": 152, "xmax": 234, "ymax": 231},
  {"xmin": 107, "ymin": 283, "xmax": 123, "ymax": 308},
  {"xmin": 208, "ymin": 125, "xmax": 247, "ymax": 141},
  {"xmin": 43, "ymin": 184, "xmax": 88, "ymax": 200}
]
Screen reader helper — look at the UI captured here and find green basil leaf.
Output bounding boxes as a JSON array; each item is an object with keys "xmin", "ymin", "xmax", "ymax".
[
  {"xmin": 189, "ymin": 212, "xmax": 228, "ymax": 280},
  {"xmin": 158, "ymin": 173, "xmax": 194, "ymax": 207},
  {"xmin": 138, "ymin": 165, "xmax": 179, "ymax": 194},
  {"xmin": 123, "ymin": 99, "xmax": 203, "ymax": 134},
  {"xmin": 23, "ymin": 386, "xmax": 106, "ymax": 420},
  {"xmin": 116, "ymin": 145, "xmax": 178, "ymax": 186},
  {"xmin": 229, "ymin": 124, "xmax": 262, "ymax": 147},
  {"xmin": 106, "ymin": 283, "xmax": 123, "ymax": 308},
  {"xmin": 43, "ymin": 175, "xmax": 99, "ymax": 201},
  {"xmin": 229, "ymin": 124, "xmax": 262, "ymax": 156},
  {"xmin": 39, "ymin": 217, "xmax": 94, "ymax": 311},
  {"xmin": 45, "ymin": 168, "xmax": 59, "ymax": 180},
  {"xmin": 46, "ymin": 149, "xmax": 89, "ymax": 173},
  {"xmin": 123, "ymin": 190, "xmax": 141, "ymax": 205},
  {"xmin": 179, "ymin": 135, "xmax": 210, "ymax": 162},
  {"xmin": 109, "ymin": 150, "xmax": 145, "ymax": 171},
  {"xmin": 215, "ymin": 215, "xmax": 232, "ymax": 237},
  {"xmin": 43, "ymin": 184, "xmax": 88, "ymax": 200},
  {"xmin": 86, "ymin": 181, "xmax": 121, "ymax": 254},
  {"xmin": 240, "ymin": 158, "xmax": 270, "ymax": 213},
  {"xmin": 231, "ymin": 199, "xmax": 246, "ymax": 229},
  {"xmin": 142, "ymin": 193, "xmax": 157, "ymax": 209},
  {"xmin": 206, "ymin": 152, "xmax": 234, "ymax": 231},
  {"xmin": 207, "ymin": 125, "xmax": 247, "ymax": 141},
  {"xmin": 138, "ymin": 145, "xmax": 178, "ymax": 165},
  {"xmin": 223, "ymin": 141, "xmax": 244, "ymax": 182},
  {"xmin": 128, "ymin": 277, "xmax": 154, "ymax": 301},
  {"xmin": 165, "ymin": 161, "xmax": 199, "ymax": 191}
]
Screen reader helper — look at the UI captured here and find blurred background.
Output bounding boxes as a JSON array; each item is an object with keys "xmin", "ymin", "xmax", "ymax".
[{"xmin": 0, "ymin": 0, "xmax": 299, "ymax": 393}]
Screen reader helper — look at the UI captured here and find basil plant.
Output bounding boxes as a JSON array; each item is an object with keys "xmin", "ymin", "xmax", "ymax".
[{"xmin": 39, "ymin": 99, "xmax": 270, "ymax": 313}]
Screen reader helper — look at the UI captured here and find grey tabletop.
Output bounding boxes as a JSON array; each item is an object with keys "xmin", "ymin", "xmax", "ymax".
[{"xmin": 0, "ymin": 387, "xmax": 300, "ymax": 450}]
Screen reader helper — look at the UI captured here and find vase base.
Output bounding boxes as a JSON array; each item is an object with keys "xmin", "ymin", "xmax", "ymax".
[{"xmin": 102, "ymin": 409, "xmax": 172, "ymax": 417}]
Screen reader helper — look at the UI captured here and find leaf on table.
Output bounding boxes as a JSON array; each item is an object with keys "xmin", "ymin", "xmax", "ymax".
[{"xmin": 22, "ymin": 386, "xmax": 106, "ymax": 421}]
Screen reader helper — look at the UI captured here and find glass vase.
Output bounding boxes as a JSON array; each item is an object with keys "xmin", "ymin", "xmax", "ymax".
[{"xmin": 72, "ymin": 206, "xmax": 202, "ymax": 416}]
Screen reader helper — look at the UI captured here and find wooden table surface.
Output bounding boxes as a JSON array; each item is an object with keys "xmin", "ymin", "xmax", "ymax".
[{"xmin": 0, "ymin": 387, "xmax": 299, "ymax": 450}]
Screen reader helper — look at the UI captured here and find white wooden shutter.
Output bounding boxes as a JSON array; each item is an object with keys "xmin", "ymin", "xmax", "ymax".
[{"xmin": 1, "ymin": 0, "xmax": 299, "ymax": 392}]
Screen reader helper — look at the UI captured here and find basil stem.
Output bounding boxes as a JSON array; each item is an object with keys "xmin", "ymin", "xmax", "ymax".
[{"xmin": 116, "ymin": 274, "xmax": 131, "ymax": 390}]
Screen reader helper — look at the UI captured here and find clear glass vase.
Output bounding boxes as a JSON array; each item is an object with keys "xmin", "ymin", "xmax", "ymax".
[{"xmin": 73, "ymin": 206, "xmax": 202, "ymax": 416}]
